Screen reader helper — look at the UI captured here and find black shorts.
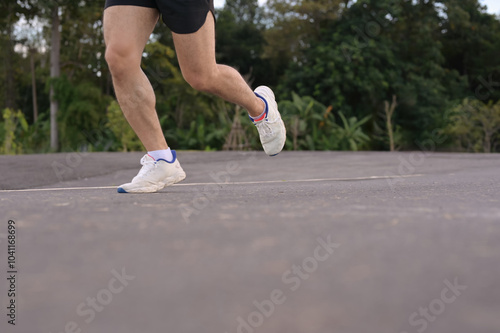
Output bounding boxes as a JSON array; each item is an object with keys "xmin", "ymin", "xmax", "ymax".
[{"xmin": 104, "ymin": 0, "xmax": 215, "ymax": 34}]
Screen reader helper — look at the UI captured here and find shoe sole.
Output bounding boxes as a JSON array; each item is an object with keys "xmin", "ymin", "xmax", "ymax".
[{"xmin": 117, "ymin": 171, "xmax": 186, "ymax": 194}]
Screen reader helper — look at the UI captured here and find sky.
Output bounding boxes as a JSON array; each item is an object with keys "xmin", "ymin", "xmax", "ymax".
[
  {"xmin": 214, "ymin": 0, "xmax": 500, "ymax": 14},
  {"xmin": 214, "ymin": 0, "xmax": 266, "ymax": 9},
  {"xmin": 482, "ymin": 0, "xmax": 500, "ymax": 14}
]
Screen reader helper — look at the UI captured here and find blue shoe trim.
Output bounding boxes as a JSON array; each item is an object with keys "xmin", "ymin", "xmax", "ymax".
[
  {"xmin": 250, "ymin": 92, "xmax": 269, "ymax": 123},
  {"xmin": 157, "ymin": 150, "xmax": 177, "ymax": 164},
  {"xmin": 270, "ymin": 153, "xmax": 279, "ymax": 157},
  {"xmin": 117, "ymin": 187, "xmax": 128, "ymax": 193}
]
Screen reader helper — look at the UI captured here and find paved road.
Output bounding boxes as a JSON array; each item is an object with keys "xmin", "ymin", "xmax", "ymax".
[{"xmin": 1, "ymin": 151, "xmax": 499, "ymax": 333}]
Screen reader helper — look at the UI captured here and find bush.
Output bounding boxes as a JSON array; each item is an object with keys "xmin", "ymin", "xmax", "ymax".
[
  {"xmin": 446, "ymin": 99, "xmax": 500, "ymax": 152},
  {"xmin": 280, "ymin": 92, "xmax": 371, "ymax": 151},
  {"xmin": 0, "ymin": 108, "xmax": 29, "ymax": 154}
]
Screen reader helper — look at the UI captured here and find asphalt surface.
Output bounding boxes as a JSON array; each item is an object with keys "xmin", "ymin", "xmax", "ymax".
[{"xmin": 0, "ymin": 151, "xmax": 499, "ymax": 333}]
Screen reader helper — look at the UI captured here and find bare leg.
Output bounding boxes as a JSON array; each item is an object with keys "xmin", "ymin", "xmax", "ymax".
[
  {"xmin": 172, "ymin": 13, "xmax": 266, "ymax": 117},
  {"xmin": 104, "ymin": 6, "xmax": 168, "ymax": 151}
]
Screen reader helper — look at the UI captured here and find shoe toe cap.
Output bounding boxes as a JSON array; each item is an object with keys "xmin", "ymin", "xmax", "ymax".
[{"xmin": 117, "ymin": 187, "xmax": 128, "ymax": 193}]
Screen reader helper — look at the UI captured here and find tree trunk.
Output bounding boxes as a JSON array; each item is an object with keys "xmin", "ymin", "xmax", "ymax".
[
  {"xmin": 50, "ymin": 5, "xmax": 61, "ymax": 151},
  {"xmin": 30, "ymin": 48, "xmax": 38, "ymax": 122},
  {"xmin": 384, "ymin": 95, "xmax": 397, "ymax": 152},
  {"xmin": 4, "ymin": 3, "xmax": 16, "ymax": 110}
]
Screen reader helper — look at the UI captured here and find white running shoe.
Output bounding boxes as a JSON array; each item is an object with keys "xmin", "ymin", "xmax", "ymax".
[
  {"xmin": 252, "ymin": 86, "xmax": 286, "ymax": 156},
  {"xmin": 117, "ymin": 151, "xmax": 186, "ymax": 193}
]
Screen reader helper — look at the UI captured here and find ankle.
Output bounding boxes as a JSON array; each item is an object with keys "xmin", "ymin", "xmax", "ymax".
[
  {"xmin": 248, "ymin": 97, "xmax": 266, "ymax": 118},
  {"xmin": 148, "ymin": 148, "xmax": 174, "ymax": 162}
]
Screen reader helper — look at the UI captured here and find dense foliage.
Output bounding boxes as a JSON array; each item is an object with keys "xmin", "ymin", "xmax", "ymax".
[{"xmin": 1, "ymin": 0, "xmax": 499, "ymax": 154}]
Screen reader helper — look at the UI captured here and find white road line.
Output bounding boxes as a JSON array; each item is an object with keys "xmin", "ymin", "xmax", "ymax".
[{"xmin": 0, "ymin": 174, "xmax": 423, "ymax": 193}]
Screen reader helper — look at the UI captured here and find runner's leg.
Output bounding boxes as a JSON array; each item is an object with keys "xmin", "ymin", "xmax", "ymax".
[
  {"xmin": 171, "ymin": 13, "xmax": 266, "ymax": 117},
  {"xmin": 104, "ymin": 6, "xmax": 167, "ymax": 151}
]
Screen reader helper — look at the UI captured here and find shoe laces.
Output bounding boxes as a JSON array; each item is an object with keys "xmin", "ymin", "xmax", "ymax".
[
  {"xmin": 137, "ymin": 155, "xmax": 158, "ymax": 178},
  {"xmin": 255, "ymin": 118, "xmax": 276, "ymax": 138}
]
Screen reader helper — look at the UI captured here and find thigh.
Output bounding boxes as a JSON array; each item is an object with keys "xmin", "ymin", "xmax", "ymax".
[
  {"xmin": 104, "ymin": 5, "xmax": 160, "ymax": 60},
  {"xmin": 171, "ymin": 12, "xmax": 216, "ymax": 76}
]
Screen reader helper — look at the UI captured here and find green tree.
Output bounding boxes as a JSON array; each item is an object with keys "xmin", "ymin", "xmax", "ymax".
[
  {"xmin": 262, "ymin": 0, "xmax": 346, "ymax": 85},
  {"xmin": 0, "ymin": 1, "xmax": 32, "ymax": 110},
  {"xmin": 279, "ymin": 0, "xmax": 467, "ymax": 149},
  {"xmin": 2, "ymin": 0, "xmax": 500, "ymax": 154},
  {"xmin": 215, "ymin": 0, "xmax": 268, "ymax": 85},
  {"xmin": 442, "ymin": 0, "xmax": 500, "ymax": 103},
  {"xmin": 18, "ymin": 0, "xmax": 95, "ymax": 151}
]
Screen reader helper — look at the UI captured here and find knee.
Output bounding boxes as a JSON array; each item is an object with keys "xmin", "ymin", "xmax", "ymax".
[
  {"xmin": 182, "ymin": 69, "xmax": 217, "ymax": 93},
  {"xmin": 105, "ymin": 46, "xmax": 139, "ymax": 80}
]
